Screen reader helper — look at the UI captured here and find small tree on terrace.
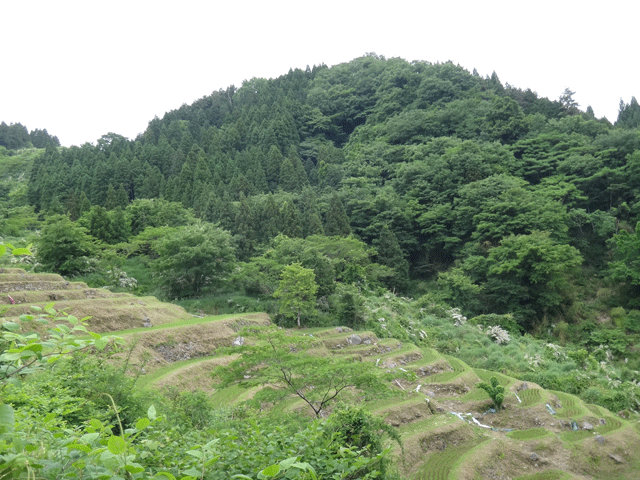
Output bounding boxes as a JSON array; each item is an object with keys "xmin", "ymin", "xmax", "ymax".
[
  {"xmin": 215, "ymin": 326, "xmax": 381, "ymax": 417},
  {"xmin": 273, "ymin": 262, "xmax": 318, "ymax": 327},
  {"xmin": 478, "ymin": 376, "xmax": 505, "ymax": 410}
]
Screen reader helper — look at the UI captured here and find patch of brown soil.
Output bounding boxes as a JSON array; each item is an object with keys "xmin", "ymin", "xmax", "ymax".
[{"xmin": 384, "ymin": 400, "xmax": 436, "ymax": 427}]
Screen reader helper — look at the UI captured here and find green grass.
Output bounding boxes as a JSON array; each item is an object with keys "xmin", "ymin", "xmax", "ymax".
[
  {"xmin": 368, "ymin": 395, "xmax": 427, "ymax": 416},
  {"xmin": 418, "ymin": 348, "xmax": 440, "ymax": 364},
  {"xmin": 136, "ymin": 355, "xmax": 218, "ymax": 389},
  {"xmin": 209, "ymin": 384, "xmax": 257, "ymax": 407},
  {"xmin": 110, "ymin": 312, "xmax": 259, "ymax": 336},
  {"xmin": 513, "ymin": 470, "xmax": 571, "ymax": 480},
  {"xmin": 548, "ymin": 391, "xmax": 586, "ymax": 419},
  {"xmin": 398, "ymin": 415, "xmax": 458, "ymax": 437},
  {"xmin": 507, "ymin": 428, "xmax": 551, "ymax": 440},
  {"xmin": 560, "ymin": 430, "xmax": 593, "ymax": 442},
  {"xmin": 474, "ymin": 368, "xmax": 512, "ymax": 386},
  {"xmin": 425, "ymin": 355, "xmax": 468, "ymax": 383},
  {"xmin": 413, "ymin": 436, "xmax": 489, "ymax": 480},
  {"xmin": 516, "ymin": 388, "xmax": 544, "ymax": 407},
  {"xmin": 585, "ymin": 404, "xmax": 605, "ymax": 416},
  {"xmin": 594, "ymin": 416, "xmax": 623, "ymax": 435},
  {"xmin": 460, "ymin": 388, "xmax": 491, "ymax": 402}
]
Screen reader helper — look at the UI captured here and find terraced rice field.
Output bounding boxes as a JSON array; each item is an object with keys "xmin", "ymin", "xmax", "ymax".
[
  {"xmin": 548, "ymin": 391, "xmax": 585, "ymax": 419},
  {"xmin": 560, "ymin": 430, "xmax": 593, "ymax": 442},
  {"xmin": 594, "ymin": 416, "xmax": 623, "ymax": 435},
  {"xmin": 516, "ymin": 387, "xmax": 544, "ymax": 407},
  {"xmin": 413, "ymin": 437, "xmax": 489, "ymax": 480},
  {"xmin": 4, "ymin": 268, "xmax": 640, "ymax": 480},
  {"xmin": 513, "ymin": 470, "xmax": 571, "ymax": 480},
  {"xmin": 372, "ymin": 343, "xmax": 423, "ymax": 365},
  {"xmin": 474, "ymin": 368, "xmax": 512, "ymax": 386},
  {"xmin": 507, "ymin": 427, "xmax": 551, "ymax": 441},
  {"xmin": 426, "ymin": 355, "xmax": 467, "ymax": 383},
  {"xmin": 586, "ymin": 404, "xmax": 605, "ymax": 416},
  {"xmin": 460, "ymin": 387, "xmax": 492, "ymax": 402}
]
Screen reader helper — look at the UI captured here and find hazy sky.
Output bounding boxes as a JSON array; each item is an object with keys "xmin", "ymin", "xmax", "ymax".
[{"xmin": 2, "ymin": 0, "xmax": 636, "ymax": 147}]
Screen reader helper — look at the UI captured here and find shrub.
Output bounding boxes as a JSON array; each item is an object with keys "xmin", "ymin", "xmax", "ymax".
[
  {"xmin": 469, "ymin": 313, "xmax": 522, "ymax": 334},
  {"xmin": 477, "ymin": 376, "xmax": 505, "ymax": 410}
]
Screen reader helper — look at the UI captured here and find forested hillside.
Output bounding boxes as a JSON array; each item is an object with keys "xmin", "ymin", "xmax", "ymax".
[
  {"xmin": 3, "ymin": 53, "xmax": 640, "ymax": 478},
  {"xmin": 18, "ymin": 54, "xmax": 640, "ymax": 331}
]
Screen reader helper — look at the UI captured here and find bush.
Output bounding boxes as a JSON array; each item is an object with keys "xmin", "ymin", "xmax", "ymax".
[
  {"xmin": 36, "ymin": 215, "xmax": 99, "ymax": 276},
  {"xmin": 469, "ymin": 313, "xmax": 522, "ymax": 334},
  {"xmin": 477, "ymin": 377, "xmax": 505, "ymax": 410}
]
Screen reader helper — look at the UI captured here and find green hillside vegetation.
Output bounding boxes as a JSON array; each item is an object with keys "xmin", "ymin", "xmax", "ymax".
[{"xmin": 2, "ymin": 54, "xmax": 640, "ymax": 478}]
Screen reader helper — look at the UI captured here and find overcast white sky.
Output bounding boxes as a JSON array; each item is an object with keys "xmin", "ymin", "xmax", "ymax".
[{"xmin": 2, "ymin": 1, "xmax": 636, "ymax": 147}]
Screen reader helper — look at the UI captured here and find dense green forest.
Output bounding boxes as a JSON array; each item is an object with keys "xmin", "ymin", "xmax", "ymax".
[
  {"xmin": 14, "ymin": 54, "xmax": 640, "ymax": 329},
  {"xmin": 3, "ymin": 54, "xmax": 640, "ymax": 478}
]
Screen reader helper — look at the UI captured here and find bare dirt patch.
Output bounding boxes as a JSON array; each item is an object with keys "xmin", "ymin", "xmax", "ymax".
[{"xmin": 383, "ymin": 400, "xmax": 436, "ymax": 427}]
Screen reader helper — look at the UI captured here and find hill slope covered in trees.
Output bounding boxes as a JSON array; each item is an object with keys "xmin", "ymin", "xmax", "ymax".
[
  {"xmin": 20, "ymin": 54, "xmax": 640, "ymax": 330},
  {"xmin": 3, "ymin": 53, "xmax": 640, "ymax": 478}
]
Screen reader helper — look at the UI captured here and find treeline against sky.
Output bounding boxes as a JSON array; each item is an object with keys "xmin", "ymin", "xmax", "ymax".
[
  {"xmin": 16, "ymin": 53, "xmax": 640, "ymax": 329},
  {"xmin": 0, "ymin": 121, "xmax": 60, "ymax": 150}
]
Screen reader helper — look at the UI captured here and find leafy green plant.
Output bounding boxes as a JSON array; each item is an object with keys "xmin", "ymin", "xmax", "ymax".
[
  {"xmin": 477, "ymin": 376, "xmax": 505, "ymax": 410},
  {"xmin": 1, "ymin": 304, "xmax": 122, "ymax": 387}
]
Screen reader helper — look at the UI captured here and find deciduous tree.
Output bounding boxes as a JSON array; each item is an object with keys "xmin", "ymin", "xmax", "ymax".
[
  {"xmin": 273, "ymin": 262, "xmax": 318, "ymax": 327},
  {"xmin": 152, "ymin": 221, "xmax": 235, "ymax": 298}
]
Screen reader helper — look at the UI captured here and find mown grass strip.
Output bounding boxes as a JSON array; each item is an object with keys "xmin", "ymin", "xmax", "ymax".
[
  {"xmin": 594, "ymin": 416, "xmax": 623, "ymax": 435},
  {"xmin": 517, "ymin": 388, "xmax": 543, "ymax": 407},
  {"xmin": 474, "ymin": 368, "xmax": 512, "ymax": 386},
  {"xmin": 425, "ymin": 355, "xmax": 468, "ymax": 384},
  {"xmin": 506, "ymin": 428, "xmax": 551, "ymax": 441},
  {"xmin": 110, "ymin": 313, "xmax": 263, "ymax": 336},
  {"xmin": 136, "ymin": 354, "xmax": 228, "ymax": 389},
  {"xmin": 413, "ymin": 437, "xmax": 488, "ymax": 480},
  {"xmin": 560, "ymin": 430, "xmax": 592, "ymax": 442},
  {"xmin": 547, "ymin": 391, "xmax": 585, "ymax": 419},
  {"xmin": 513, "ymin": 470, "xmax": 571, "ymax": 480}
]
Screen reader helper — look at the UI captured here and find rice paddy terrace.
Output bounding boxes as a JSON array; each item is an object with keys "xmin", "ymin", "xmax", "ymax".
[{"xmin": 2, "ymin": 267, "xmax": 640, "ymax": 479}]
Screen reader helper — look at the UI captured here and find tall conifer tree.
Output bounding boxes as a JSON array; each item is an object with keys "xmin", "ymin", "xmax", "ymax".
[{"xmin": 324, "ymin": 195, "xmax": 351, "ymax": 237}]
